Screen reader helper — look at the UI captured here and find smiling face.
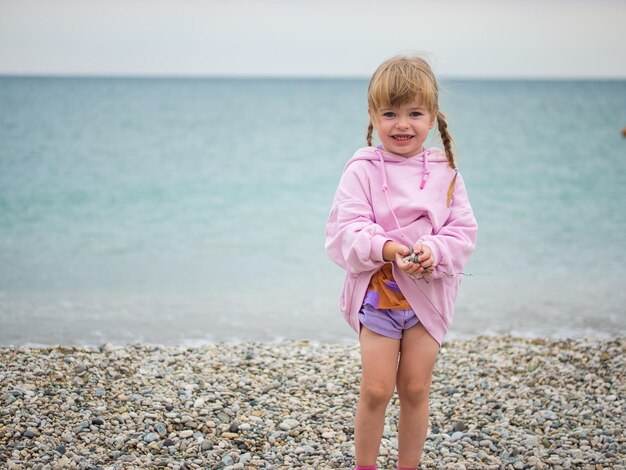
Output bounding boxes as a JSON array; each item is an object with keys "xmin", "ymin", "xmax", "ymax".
[{"xmin": 370, "ymin": 97, "xmax": 436, "ymax": 158}]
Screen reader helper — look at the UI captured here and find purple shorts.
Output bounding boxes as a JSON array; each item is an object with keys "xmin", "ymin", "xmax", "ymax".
[{"xmin": 358, "ymin": 303, "xmax": 420, "ymax": 340}]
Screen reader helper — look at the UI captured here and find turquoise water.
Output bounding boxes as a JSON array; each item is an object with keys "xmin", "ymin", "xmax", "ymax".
[{"xmin": 1, "ymin": 77, "xmax": 625, "ymax": 345}]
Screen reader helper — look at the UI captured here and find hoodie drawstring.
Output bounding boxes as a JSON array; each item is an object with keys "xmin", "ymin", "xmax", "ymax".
[
  {"xmin": 376, "ymin": 148, "xmax": 405, "ymax": 242},
  {"xmin": 420, "ymin": 150, "xmax": 430, "ymax": 189}
]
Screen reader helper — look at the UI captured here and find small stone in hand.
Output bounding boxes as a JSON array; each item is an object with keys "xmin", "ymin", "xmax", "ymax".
[{"xmin": 403, "ymin": 251, "xmax": 423, "ymax": 264}]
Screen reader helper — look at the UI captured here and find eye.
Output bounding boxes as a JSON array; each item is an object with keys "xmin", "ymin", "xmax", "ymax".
[
  {"xmin": 410, "ymin": 111, "xmax": 423, "ymax": 117},
  {"xmin": 382, "ymin": 111, "xmax": 395, "ymax": 118}
]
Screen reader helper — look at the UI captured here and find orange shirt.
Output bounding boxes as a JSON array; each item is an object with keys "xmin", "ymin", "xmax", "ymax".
[{"xmin": 364, "ymin": 263, "xmax": 411, "ymax": 310}]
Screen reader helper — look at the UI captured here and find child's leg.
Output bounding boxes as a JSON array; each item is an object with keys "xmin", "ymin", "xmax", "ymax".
[
  {"xmin": 355, "ymin": 326, "xmax": 401, "ymax": 467},
  {"xmin": 395, "ymin": 323, "xmax": 440, "ymax": 468}
]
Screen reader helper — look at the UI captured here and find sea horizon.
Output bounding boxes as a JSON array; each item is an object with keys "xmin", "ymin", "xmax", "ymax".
[{"xmin": 2, "ymin": 73, "xmax": 625, "ymax": 81}]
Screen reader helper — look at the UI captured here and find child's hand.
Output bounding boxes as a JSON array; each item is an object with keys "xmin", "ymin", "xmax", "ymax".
[{"xmin": 398, "ymin": 243, "xmax": 434, "ymax": 276}]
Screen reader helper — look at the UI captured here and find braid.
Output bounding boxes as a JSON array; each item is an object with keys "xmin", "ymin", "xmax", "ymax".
[
  {"xmin": 366, "ymin": 121, "xmax": 374, "ymax": 147},
  {"xmin": 437, "ymin": 111, "xmax": 455, "ymax": 168},
  {"xmin": 437, "ymin": 111, "xmax": 458, "ymax": 207}
]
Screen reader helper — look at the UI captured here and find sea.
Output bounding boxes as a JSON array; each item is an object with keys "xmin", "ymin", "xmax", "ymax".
[{"xmin": 1, "ymin": 77, "xmax": 625, "ymax": 346}]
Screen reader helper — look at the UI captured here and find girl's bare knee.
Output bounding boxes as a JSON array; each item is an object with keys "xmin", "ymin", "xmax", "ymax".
[
  {"xmin": 397, "ymin": 378, "xmax": 431, "ymax": 407},
  {"xmin": 361, "ymin": 381, "xmax": 394, "ymax": 408}
]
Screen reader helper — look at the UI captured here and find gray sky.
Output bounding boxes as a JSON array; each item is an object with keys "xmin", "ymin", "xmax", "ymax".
[{"xmin": 1, "ymin": 0, "xmax": 625, "ymax": 78}]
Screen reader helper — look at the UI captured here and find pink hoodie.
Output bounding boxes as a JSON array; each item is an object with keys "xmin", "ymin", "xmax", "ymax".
[{"xmin": 325, "ymin": 146, "xmax": 477, "ymax": 345}]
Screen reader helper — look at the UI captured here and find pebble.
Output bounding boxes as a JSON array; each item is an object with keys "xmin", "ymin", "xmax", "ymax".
[
  {"xmin": 450, "ymin": 431, "xmax": 464, "ymax": 442},
  {"xmin": 524, "ymin": 435, "xmax": 540, "ymax": 448},
  {"xmin": 452, "ymin": 420, "xmax": 466, "ymax": 432},
  {"xmin": 155, "ymin": 422, "xmax": 167, "ymax": 436},
  {"xmin": 540, "ymin": 410, "xmax": 558, "ymax": 420},
  {"xmin": 0, "ymin": 337, "xmax": 623, "ymax": 469},
  {"xmin": 55, "ymin": 456, "xmax": 71, "ymax": 469}
]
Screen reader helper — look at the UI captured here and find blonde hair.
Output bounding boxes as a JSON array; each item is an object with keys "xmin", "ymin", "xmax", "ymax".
[{"xmin": 366, "ymin": 56, "xmax": 457, "ymax": 207}]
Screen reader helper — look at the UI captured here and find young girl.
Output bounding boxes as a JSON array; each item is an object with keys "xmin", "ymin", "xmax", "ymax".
[{"xmin": 325, "ymin": 56, "xmax": 477, "ymax": 469}]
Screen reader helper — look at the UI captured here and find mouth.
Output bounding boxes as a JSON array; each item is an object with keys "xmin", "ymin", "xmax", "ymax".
[{"xmin": 391, "ymin": 135, "xmax": 414, "ymax": 141}]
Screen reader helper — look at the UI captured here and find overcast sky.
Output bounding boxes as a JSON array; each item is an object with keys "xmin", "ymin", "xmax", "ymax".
[{"xmin": 1, "ymin": 0, "xmax": 625, "ymax": 78}]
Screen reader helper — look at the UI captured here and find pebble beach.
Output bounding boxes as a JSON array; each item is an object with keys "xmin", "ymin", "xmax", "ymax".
[{"xmin": 1, "ymin": 336, "xmax": 624, "ymax": 469}]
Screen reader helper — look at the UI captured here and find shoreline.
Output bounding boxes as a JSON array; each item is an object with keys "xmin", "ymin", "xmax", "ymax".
[{"xmin": 1, "ymin": 336, "xmax": 624, "ymax": 469}]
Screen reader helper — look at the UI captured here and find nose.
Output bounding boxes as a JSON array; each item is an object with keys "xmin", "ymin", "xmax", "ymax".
[{"xmin": 395, "ymin": 117, "xmax": 409, "ymax": 129}]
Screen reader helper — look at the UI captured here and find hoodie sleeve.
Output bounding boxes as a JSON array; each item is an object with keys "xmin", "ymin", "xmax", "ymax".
[
  {"xmin": 325, "ymin": 163, "xmax": 392, "ymax": 274},
  {"xmin": 418, "ymin": 173, "xmax": 477, "ymax": 279}
]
